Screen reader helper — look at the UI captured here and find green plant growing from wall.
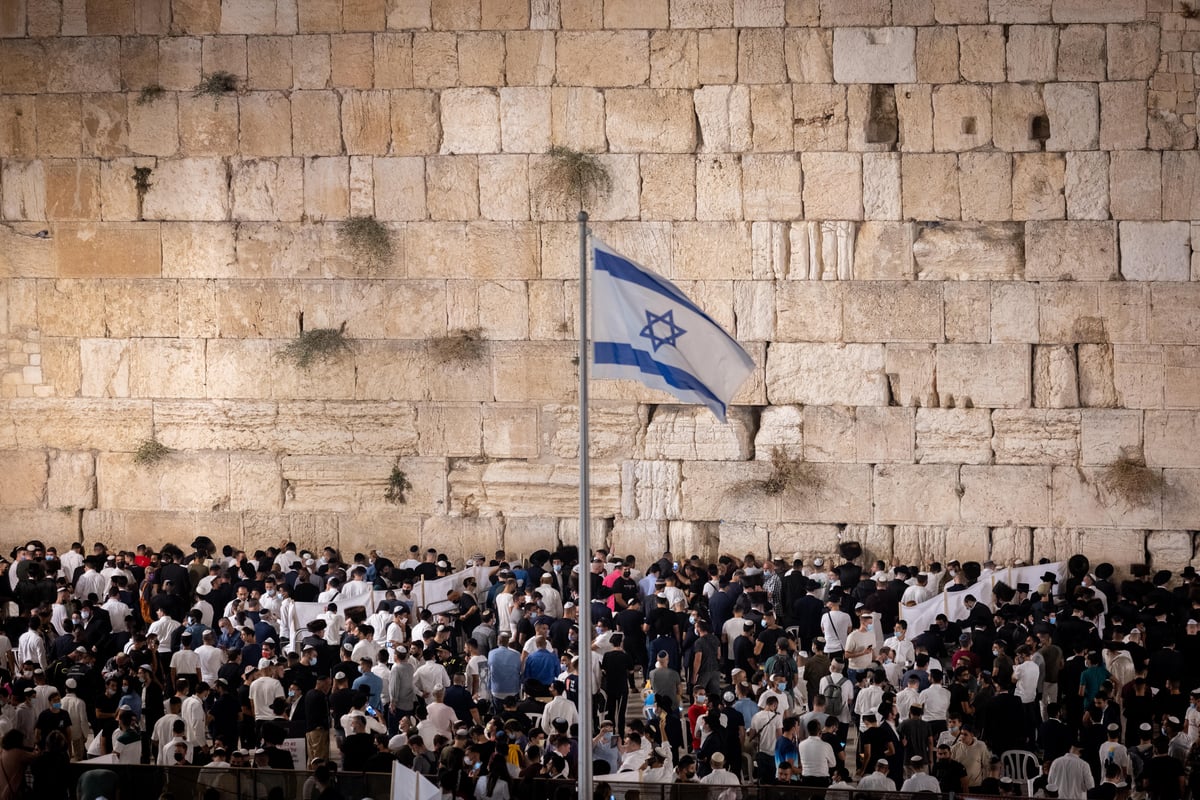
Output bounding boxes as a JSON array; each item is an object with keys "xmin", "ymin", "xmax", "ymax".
[
  {"xmin": 338, "ymin": 216, "xmax": 393, "ymax": 273},
  {"xmin": 133, "ymin": 436, "xmax": 171, "ymax": 466},
  {"xmin": 278, "ymin": 321, "xmax": 355, "ymax": 370},
  {"xmin": 195, "ymin": 71, "xmax": 238, "ymax": 96},
  {"xmin": 137, "ymin": 84, "xmax": 165, "ymax": 106},
  {"xmin": 384, "ymin": 459, "xmax": 413, "ymax": 505},
  {"xmin": 1099, "ymin": 448, "xmax": 1164, "ymax": 508},
  {"xmin": 131, "ymin": 166, "xmax": 152, "ymax": 220},
  {"xmin": 429, "ymin": 327, "xmax": 486, "ymax": 362},
  {"xmin": 541, "ymin": 146, "xmax": 612, "ymax": 212}
]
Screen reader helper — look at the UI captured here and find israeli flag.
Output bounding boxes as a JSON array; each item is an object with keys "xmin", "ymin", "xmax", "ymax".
[{"xmin": 591, "ymin": 240, "xmax": 755, "ymax": 422}]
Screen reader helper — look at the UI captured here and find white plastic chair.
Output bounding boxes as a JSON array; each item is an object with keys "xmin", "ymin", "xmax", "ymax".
[{"xmin": 1001, "ymin": 749, "xmax": 1040, "ymax": 795}]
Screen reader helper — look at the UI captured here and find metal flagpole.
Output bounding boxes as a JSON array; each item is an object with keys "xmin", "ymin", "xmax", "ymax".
[{"xmin": 576, "ymin": 209, "xmax": 593, "ymax": 800}]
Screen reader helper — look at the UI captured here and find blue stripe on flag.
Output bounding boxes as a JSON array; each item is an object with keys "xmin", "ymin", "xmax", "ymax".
[
  {"xmin": 592, "ymin": 341, "xmax": 725, "ymax": 409},
  {"xmin": 593, "ymin": 247, "xmax": 744, "ymax": 351}
]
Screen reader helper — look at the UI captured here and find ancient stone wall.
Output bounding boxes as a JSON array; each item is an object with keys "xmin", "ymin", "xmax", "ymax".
[{"xmin": 1, "ymin": 0, "xmax": 1198, "ymax": 574}]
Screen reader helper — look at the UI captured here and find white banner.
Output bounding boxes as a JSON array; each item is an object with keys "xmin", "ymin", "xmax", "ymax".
[
  {"xmin": 281, "ymin": 737, "xmax": 307, "ymax": 768},
  {"xmin": 899, "ymin": 562, "xmax": 1066, "ymax": 639},
  {"xmin": 392, "ymin": 761, "xmax": 441, "ymax": 800}
]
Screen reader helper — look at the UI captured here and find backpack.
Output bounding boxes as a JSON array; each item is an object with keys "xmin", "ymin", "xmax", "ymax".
[{"xmin": 823, "ymin": 674, "xmax": 847, "ymax": 716}]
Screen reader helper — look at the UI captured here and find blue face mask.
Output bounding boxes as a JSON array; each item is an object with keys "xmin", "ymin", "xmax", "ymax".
[{"xmin": 52, "ymin": 702, "xmax": 61, "ymax": 710}]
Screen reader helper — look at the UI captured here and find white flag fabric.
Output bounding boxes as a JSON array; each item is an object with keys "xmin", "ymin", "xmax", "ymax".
[{"xmin": 591, "ymin": 240, "xmax": 755, "ymax": 422}]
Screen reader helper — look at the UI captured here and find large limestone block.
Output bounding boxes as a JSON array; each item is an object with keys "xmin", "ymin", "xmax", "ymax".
[
  {"xmin": 959, "ymin": 25, "xmax": 1006, "ymax": 82},
  {"xmin": 873, "ymin": 464, "xmax": 961, "ymax": 525},
  {"xmin": 450, "ymin": 460, "xmax": 619, "ymax": 518},
  {"xmin": 415, "ymin": 516, "xmax": 504, "ymax": 559},
  {"xmin": 862, "ymin": 153, "xmax": 902, "ymax": 221},
  {"xmin": 1044, "ymin": 82, "xmax": 1099, "ymax": 151},
  {"xmin": 695, "ymin": 155, "xmax": 742, "ymax": 221},
  {"xmin": 80, "ymin": 338, "xmax": 131, "ymax": 399},
  {"xmin": 609, "ymin": 519, "xmax": 670, "ymax": 563},
  {"xmin": 1109, "ymin": 151, "xmax": 1161, "ymax": 221},
  {"xmin": 1112, "ymin": 345, "xmax": 1163, "ymax": 409},
  {"xmin": 649, "ymin": 30, "xmax": 698, "ymax": 89},
  {"xmin": 45, "ymin": 37, "xmax": 121, "ymax": 92},
  {"xmin": 162, "ymin": 222, "xmax": 237, "ymax": 279},
  {"xmin": 989, "ymin": 526, "xmax": 1034, "ymax": 565},
  {"xmin": 843, "ymin": 283, "xmax": 942, "ymax": 343},
  {"xmin": 688, "ymin": 460, "xmax": 871, "ymax": 524},
  {"xmin": 141, "ymin": 158, "xmax": 230, "ymax": 221},
  {"xmin": 917, "ymin": 25, "xmax": 959, "ymax": 83},
  {"xmin": 1057, "ymin": 24, "xmax": 1106, "ymax": 81},
  {"xmin": 1147, "ymin": 530, "xmax": 1193, "ymax": 574},
  {"xmin": 992, "ymin": 409, "xmax": 1081, "ymax": 465},
  {"xmin": 1080, "ymin": 409, "xmax": 1141, "ymax": 466},
  {"xmin": 478, "ymin": 155, "xmax": 530, "ymax": 221},
  {"xmin": 1163, "ymin": 153, "xmax": 1200, "ymax": 222},
  {"xmin": 499, "ymin": 87, "xmax": 550, "ymax": 154},
  {"xmin": 801, "ymin": 404, "xmax": 855, "ymax": 462},
  {"xmin": 1099, "ymin": 83, "xmax": 1147, "ymax": 151},
  {"xmin": 457, "ymin": 33, "xmax": 505, "ymax": 86},
  {"xmin": 892, "ymin": 525, "xmax": 981, "ymax": 567},
  {"xmin": 789, "ymin": 222, "xmax": 857, "ymax": 281},
  {"xmin": 620, "ymin": 460, "xmax": 682, "ymax": 521},
  {"xmin": 767, "ymin": 522, "xmax": 840, "ymax": 563},
  {"xmin": 406, "ymin": 222, "xmax": 537, "ymax": 279},
  {"xmin": 945, "ymin": 283, "xmax": 991, "ymax": 344},
  {"xmin": 738, "ymin": 28, "xmax": 785, "ymax": 84},
  {"xmin": 1051, "ymin": 466, "xmax": 1161, "ymax": 528},
  {"xmin": 1037, "ymin": 283, "xmax": 1147, "ymax": 345},
  {"xmin": 0, "ymin": 510, "xmax": 80, "ymax": 547},
  {"xmin": 1012, "ymin": 153, "xmax": 1066, "ymax": 220},
  {"xmin": 959, "ymin": 153, "xmax": 1013, "ymax": 221},
  {"xmin": 426, "ymin": 156, "xmax": 479, "ymax": 220},
  {"xmin": 643, "ymin": 406, "xmax": 753, "ymax": 461},
  {"xmin": 1032, "ymin": 528, "xmax": 1146, "ymax": 576},
  {"xmin": 1006, "ymin": 25, "xmax": 1058, "ymax": 82},
  {"xmin": 43, "ymin": 161, "xmax": 100, "ymax": 221},
  {"xmin": 6, "ymin": 399, "xmax": 152, "ymax": 452},
  {"xmin": 439, "ymin": 88, "xmax": 500, "ymax": 155},
  {"xmin": 1033, "ymin": 345, "xmax": 1080, "ymax": 408},
  {"xmin": 492, "ymin": 341, "xmax": 576, "ymax": 402},
  {"xmin": 238, "ymin": 511, "xmax": 338, "ymax": 554},
  {"xmin": 1025, "ymin": 221, "xmax": 1117, "ymax": 281},
  {"xmin": 915, "ymin": 408, "xmax": 993, "ymax": 464},
  {"xmin": 766, "ymin": 344, "xmax": 888, "ymax": 406},
  {"xmin": 337, "ymin": 511, "xmax": 422, "ymax": 557},
  {"xmin": 1066, "ymin": 151, "xmax": 1110, "ymax": 220},
  {"xmin": 853, "ymin": 222, "xmax": 916, "ymax": 280},
  {"xmin": 1165, "ymin": 347, "xmax": 1200, "ymax": 410},
  {"xmin": 37, "ymin": 280, "xmax": 106, "ymax": 338},
  {"xmin": 742, "ymin": 153, "xmax": 801, "ymax": 221},
  {"xmin": 754, "ymin": 404, "xmax": 802, "ymax": 458},
  {"xmin": 1119, "ymin": 222, "xmax": 1191, "ymax": 282},
  {"xmin": 178, "ymin": 94, "xmax": 238, "ymax": 156},
  {"xmin": 937, "ymin": 344, "xmax": 1031, "ymax": 409},
  {"xmin": 1145, "ymin": 411, "xmax": 1200, "ymax": 468},
  {"xmin": 784, "ymin": 28, "xmax": 833, "ymax": 83},
  {"xmin": 228, "ymin": 453, "xmax": 283, "ymax": 512},
  {"xmin": 97, "ymin": 451, "xmax": 230, "ymax": 512},
  {"xmin": 856, "ymin": 407, "xmax": 916, "ymax": 464},
  {"xmin": 841, "ymin": 524, "xmax": 894, "ymax": 565},
  {"xmin": 480, "ymin": 404, "xmax": 537, "ymax": 459},
  {"xmin": 1149, "ymin": 285, "xmax": 1200, "ymax": 345},
  {"xmin": 913, "ymin": 222, "xmax": 1024, "ymax": 280},
  {"xmin": 390, "ymin": 91, "xmax": 440, "ymax": 155},
  {"xmin": 283, "ymin": 455, "xmax": 444, "ymax": 514},
  {"xmin": 733, "ymin": 279, "xmax": 775, "ymax": 342},
  {"xmin": 54, "ymin": 223, "xmax": 163, "ymax": 279},
  {"xmin": 606, "ymin": 89, "xmax": 697, "ymax": 154},
  {"xmin": 886, "ymin": 343, "xmax": 936, "ymax": 407},
  {"xmin": 896, "ymin": 83, "xmax": 933, "ymax": 152},
  {"xmin": 414, "ymin": 403, "xmax": 482, "ymax": 458},
  {"xmin": 670, "ymin": 222, "xmax": 751, "ymax": 280},
  {"xmin": 801, "ymin": 153, "xmax": 863, "ymax": 220},
  {"xmin": 1107, "ymin": 22, "xmax": 1160, "ymax": 79},
  {"xmin": 991, "ymin": 83, "xmax": 1045, "ymax": 153},
  {"xmin": 231, "ymin": 157, "xmax": 304, "ymax": 222},
  {"xmin": 546, "ymin": 403, "xmax": 646, "ymax": 461},
  {"xmin": 932, "ymin": 85, "xmax": 992, "ymax": 152},
  {"xmin": 128, "ymin": 339, "xmax": 205, "ymax": 398},
  {"xmin": 902, "ymin": 154, "xmax": 959, "ymax": 220},
  {"xmin": 832, "ymin": 27, "xmax": 917, "ymax": 84},
  {"xmin": 1, "ymin": 161, "xmax": 46, "ymax": 222},
  {"xmin": 47, "ymin": 451, "xmax": 95, "ymax": 509},
  {"xmin": 341, "ymin": 90, "xmax": 391, "ymax": 155},
  {"xmin": 718, "ymin": 521, "xmax": 770, "ymax": 559},
  {"xmin": 556, "ymin": 31, "xmax": 649, "ymax": 87},
  {"xmin": 1052, "ymin": 0, "xmax": 1144, "ymax": 22},
  {"xmin": 694, "ymin": 85, "xmax": 752, "ymax": 154},
  {"xmin": 0, "ymin": 451, "xmax": 47, "ymax": 508},
  {"xmin": 1165, "ymin": 470, "xmax": 1200, "ymax": 530}
]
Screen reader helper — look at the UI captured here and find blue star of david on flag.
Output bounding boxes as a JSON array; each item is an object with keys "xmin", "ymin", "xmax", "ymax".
[
  {"xmin": 639, "ymin": 309, "xmax": 687, "ymax": 352},
  {"xmin": 591, "ymin": 240, "xmax": 755, "ymax": 422}
]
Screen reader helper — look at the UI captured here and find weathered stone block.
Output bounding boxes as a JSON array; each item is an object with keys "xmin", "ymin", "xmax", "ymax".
[
  {"xmin": 917, "ymin": 25, "xmax": 959, "ymax": 83},
  {"xmin": 821, "ymin": 0, "xmax": 891, "ymax": 26},
  {"xmin": 1080, "ymin": 409, "xmax": 1142, "ymax": 466},
  {"xmin": 896, "ymin": 83, "xmax": 933, "ymax": 152},
  {"xmin": 642, "ymin": 406, "xmax": 753, "ymax": 461},
  {"xmin": 913, "ymin": 222, "xmax": 1024, "ymax": 280},
  {"xmin": 959, "ymin": 153, "xmax": 1012, "ymax": 221},
  {"xmin": 0, "ymin": 451, "xmax": 47, "ymax": 508},
  {"xmin": 932, "ymin": 84, "xmax": 991, "ymax": 152},
  {"xmin": 801, "ymin": 152, "xmax": 861, "ymax": 220},
  {"xmin": 1166, "ymin": 347, "xmax": 1200, "ymax": 410},
  {"xmin": 1099, "ymin": 82, "xmax": 1147, "ymax": 151},
  {"xmin": 991, "ymin": 83, "xmax": 1045, "ymax": 153},
  {"xmin": 1025, "ymin": 221, "xmax": 1117, "ymax": 281},
  {"xmin": 944, "ymin": 283, "xmax": 991, "ymax": 344},
  {"xmin": 1006, "ymin": 25, "xmax": 1058, "ymax": 82},
  {"xmin": 958, "ymin": 25, "xmax": 1005, "ymax": 82},
  {"xmin": 1066, "ymin": 151, "xmax": 1110, "ymax": 220},
  {"xmin": 129, "ymin": 338, "xmax": 206, "ymax": 398},
  {"xmin": 960, "ymin": 465, "xmax": 1051, "ymax": 525},
  {"xmin": 1120, "ymin": 222, "xmax": 1191, "ymax": 282},
  {"xmin": 874, "ymin": 464, "xmax": 961, "ymax": 525},
  {"xmin": 1044, "ymin": 82, "xmax": 1099, "ymax": 151},
  {"xmin": 738, "ymin": 28, "xmax": 786, "ymax": 84},
  {"xmin": 989, "ymin": 526, "xmax": 1034, "ymax": 565},
  {"xmin": 43, "ymin": 161, "xmax": 100, "ymax": 222},
  {"xmin": 1109, "ymin": 151, "xmax": 1161, "ymax": 221},
  {"xmin": 284, "ymin": 455, "xmax": 443, "ymax": 514},
  {"xmin": 784, "ymin": 28, "xmax": 833, "ymax": 83},
  {"xmin": 915, "ymin": 408, "xmax": 993, "ymax": 464},
  {"xmin": 937, "ymin": 344, "xmax": 1031, "ymax": 409},
  {"xmin": 1033, "ymin": 345, "xmax": 1080, "ymax": 408},
  {"xmin": 556, "ymin": 31, "xmax": 648, "ymax": 87},
  {"xmin": 1149, "ymin": 286, "xmax": 1200, "ymax": 345},
  {"xmin": 695, "ymin": 155, "xmax": 742, "ymax": 221},
  {"xmin": 802, "ymin": 404, "xmax": 855, "ymax": 462},
  {"xmin": 414, "ymin": 403, "xmax": 482, "ymax": 458},
  {"xmin": 749, "ymin": 84, "xmax": 793, "ymax": 152},
  {"xmin": 606, "ymin": 89, "xmax": 697, "ymax": 154},
  {"xmin": 1113, "ymin": 345, "xmax": 1163, "ymax": 408},
  {"xmin": 902, "ymin": 154, "xmax": 958, "ymax": 220},
  {"xmin": 774, "ymin": 282, "xmax": 842, "ymax": 342},
  {"xmin": 862, "ymin": 153, "xmax": 901, "ymax": 221},
  {"xmin": 856, "ymin": 407, "xmax": 915, "ymax": 464},
  {"xmin": 141, "ymin": 158, "xmax": 229, "ymax": 221},
  {"xmin": 437, "ymin": 88, "xmax": 499, "ymax": 155},
  {"xmin": 791, "ymin": 84, "xmax": 846, "ymax": 151},
  {"xmin": 832, "ymin": 27, "xmax": 917, "ymax": 84},
  {"xmin": 992, "ymin": 409, "xmax": 1080, "ymax": 465},
  {"xmin": 670, "ymin": 0, "xmax": 733, "ymax": 27},
  {"xmin": 1107, "ymin": 22, "xmax": 1160, "ymax": 80},
  {"xmin": 231, "ymin": 157, "xmax": 304, "ymax": 222},
  {"xmin": 766, "ymin": 343, "xmax": 888, "ymax": 406},
  {"xmin": 1050, "ymin": 467, "xmax": 1161, "ymax": 529},
  {"xmin": 843, "ymin": 282, "xmax": 942, "ymax": 343},
  {"xmin": 1012, "ymin": 153, "xmax": 1066, "ymax": 220},
  {"xmin": 47, "ymin": 451, "xmax": 95, "ymax": 509},
  {"xmin": 852, "ymin": 222, "xmax": 915, "ymax": 280},
  {"xmin": 886, "ymin": 343, "xmax": 936, "ymax": 407},
  {"xmin": 1145, "ymin": 411, "xmax": 1200, "ymax": 468},
  {"xmin": 740, "ymin": 154, "xmax": 801, "ymax": 221},
  {"xmin": 302, "ymin": 157, "xmax": 348, "ymax": 221}
]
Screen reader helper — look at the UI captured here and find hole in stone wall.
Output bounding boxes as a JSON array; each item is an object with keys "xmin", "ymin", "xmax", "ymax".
[
  {"xmin": 961, "ymin": 117, "xmax": 976, "ymax": 135},
  {"xmin": 865, "ymin": 84, "xmax": 898, "ymax": 145},
  {"xmin": 1031, "ymin": 115, "xmax": 1050, "ymax": 142}
]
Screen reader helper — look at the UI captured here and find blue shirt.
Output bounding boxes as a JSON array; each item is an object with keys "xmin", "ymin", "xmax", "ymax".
[
  {"xmin": 487, "ymin": 646, "xmax": 521, "ymax": 698},
  {"xmin": 775, "ymin": 735, "xmax": 799, "ymax": 768},
  {"xmin": 352, "ymin": 671, "xmax": 383, "ymax": 710},
  {"xmin": 734, "ymin": 698, "xmax": 760, "ymax": 728},
  {"xmin": 523, "ymin": 648, "xmax": 560, "ymax": 687}
]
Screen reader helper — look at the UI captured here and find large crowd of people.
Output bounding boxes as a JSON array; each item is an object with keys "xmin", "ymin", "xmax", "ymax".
[{"xmin": 0, "ymin": 535, "xmax": 1196, "ymax": 800}]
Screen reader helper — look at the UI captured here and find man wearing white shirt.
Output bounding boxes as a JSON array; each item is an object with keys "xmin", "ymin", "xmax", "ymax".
[
  {"xmin": 699, "ymin": 751, "xmax": 739, "ymax": 785},
  {"xmin": 101, "ymin": 589, "xmax": 131, "ymax": 635},
  {"xmin": 918, "ymin": 670, "xmax": 952, "ymax": 735},
  {"xmin": 541, "ymin": 681, "xmax": 579, "ymax": 735},
  {"xmin": 249, "ymin": 660, "xmax": 285, "ymax": 731},
  {"xmin": 749, "ymin": 695, "xmax": 784, "ymax": 756},
  {"xmin": 195, "ymin": 631, "xmax": 226, "ymax": 684},
  {"xmin": 796, "ymin": 718, "xmax": 836, "ymax": 785},
  {"xmin": 820, "ymin": 596, "xmax": 851, "ymax": 660},
  {"xmin": 1047, "ymin": 741, "xmax": 1094, "ymax": 799},
  {"xmin": 74, "ymin": 561, "xmax": 108, "ymax": 602},
  {"xmin": 901, "ymin": 574, "xmax": 931, "ymax": 606},
  {"xmin": 58, "ymin": 544, "xmax": 83, "ymax": 584},
  {"xmin": 17, "ymin": 620, "xmax": 46, "ymax": 669},
  {"xmin": 884, "ymin": 621, "xmax": 915, "ymax": 668},
  {"xmin": 534, "ymin": 575, "xmax": 562, "ymax": 620},
  {"xmin": 901, "ymin": 756, "xmax": 942, "ymax": 792},
  {"xmin": 412, "ymin": 653, "xmax": 450, "ymax": 702},
  {"xmin": 182, "ymin": 682, "xmax": 210, "ymax": 751},
  {"xmin": 896, "ymin": 676, "xmax": 922, "ymax": 722},
  {"xmin": 274, "ymin": 544, "xmax": 302, "ymax": 573},
  {"xmin": 318, "ymin": 604, "xmax": 344, "ymax": 646}
]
